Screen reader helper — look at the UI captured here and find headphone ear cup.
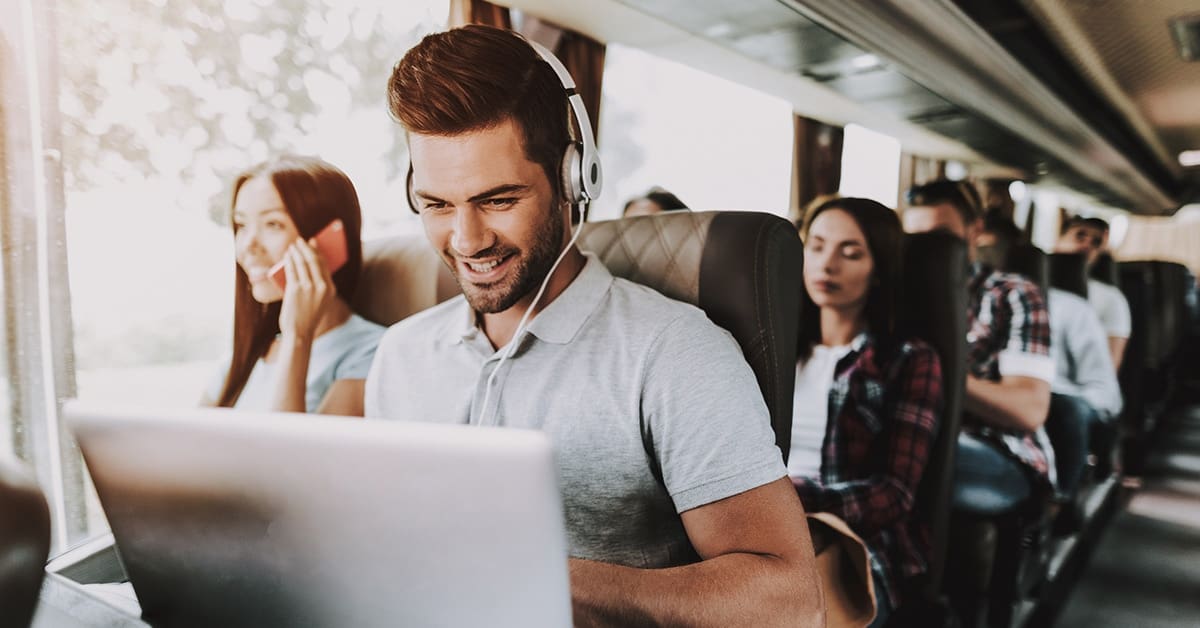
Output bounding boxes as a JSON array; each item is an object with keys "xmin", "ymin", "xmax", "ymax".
[{"xmin": 561, "ymin": 143, "xmax": 583, "ymax": 206}]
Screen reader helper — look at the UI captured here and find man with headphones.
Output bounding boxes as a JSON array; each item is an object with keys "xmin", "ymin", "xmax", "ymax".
[{"xmin": 366, "ymin": 25, "xmax": 822, "ymax": 626}]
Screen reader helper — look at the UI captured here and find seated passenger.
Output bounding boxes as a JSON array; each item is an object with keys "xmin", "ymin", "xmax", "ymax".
[
  {"xmin": 791, "ymin": 197, "xmax": 942, "ymax": 624},
  {"xmin": 202, "ymin": 155, "xmax": 385, "ymax": 416},
  {"xmin": 1055, "ymin": 215, "xmax": 1131, "ymax": 370},
  {"xmin": 903, "ymin": 180, "xmax": 1055, "ymax": 514},
  {"xmin": 367, "ymin": 25, "xmax": 821, "ymax": 625},
  {"xmin": 979, "ymin": 216, "xmax": 1121, "ymax": 522},
  {"xmin": 622, "ymin": 186, "xmax": 689, "ymax": 216}
]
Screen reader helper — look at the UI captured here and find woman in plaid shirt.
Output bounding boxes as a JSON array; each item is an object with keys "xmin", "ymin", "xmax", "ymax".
[{"xmin": 790, "ymin": 197, "xmax": 943, "ymax": 624}]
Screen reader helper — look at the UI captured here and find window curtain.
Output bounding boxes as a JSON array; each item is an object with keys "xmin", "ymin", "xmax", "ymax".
[
  {"xmin": 449, "ymin": 0, "xmax": 512, "ymax": 29},
  {"xmin": 448, "ymin": 0, "xmax": 605, "ymax": 140},
  {"xmin": 790, "ymin": 114, "xmax": 844, "ymax": 223}
]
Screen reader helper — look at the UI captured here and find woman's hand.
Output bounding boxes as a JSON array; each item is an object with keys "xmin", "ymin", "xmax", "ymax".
[{"xmin": 277, "ymin": 238, "xmax": 337, "ymax": 342}]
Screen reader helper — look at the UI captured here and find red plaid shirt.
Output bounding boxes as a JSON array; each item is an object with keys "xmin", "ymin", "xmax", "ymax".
[
  {"xmin": 793, "ymin": 333, "xmax": 942, "ymax": 609},
  {"xmin": 965, "ymin": 264, "xmax": 1055, "ymax": 487}
]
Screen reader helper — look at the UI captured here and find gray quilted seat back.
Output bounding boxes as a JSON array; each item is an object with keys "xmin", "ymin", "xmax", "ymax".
[{"xmin": 579, "ymin": 211, "xmax": 803, "ymax": 459}]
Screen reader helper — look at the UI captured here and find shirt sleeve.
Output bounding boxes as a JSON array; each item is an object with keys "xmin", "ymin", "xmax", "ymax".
[
  {"xmin": 1065, "ymin": 302, "xmax": 1123, "ymax": 419},
  {"xmin": 641, "ymin": 311, "xmax": 788, "ymax": 514},
  {"xmin": 997, "ymin": 279, "xmax": 1055, "ymax": 383},
  {"xmin": 333, "ymin": 323, "xmax": 385, "ymax": 381},
  {"xmin": 793, "ymin": 343, "xmax": 942, "ymax": 536}
]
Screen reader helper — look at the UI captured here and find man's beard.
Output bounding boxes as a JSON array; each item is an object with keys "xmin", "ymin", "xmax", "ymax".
[{"xmin": 447, "ymin": 205, "xmax": 565, "ymax": 314}]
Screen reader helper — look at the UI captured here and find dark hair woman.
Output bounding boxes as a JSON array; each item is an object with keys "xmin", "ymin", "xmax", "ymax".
[{"xmin": 791, "ymin": 196, "xmax": 943, "ymax": 623}]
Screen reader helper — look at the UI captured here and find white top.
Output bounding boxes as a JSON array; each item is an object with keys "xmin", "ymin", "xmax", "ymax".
[
  {"xmin": 1087, "ymin": 279, "xmax": 1132, "ymax": 339},
  {"xmin": 208, "ymin": 313, "xmax": 385, "ymax": 412},
  {"xmin": 364, "ymin": 253, "xmax": 786, "ymax": 569},
  {"xmin": 1048, "ymin": 288, "xmax": 1123, "ymax": 419},
  {"xmin": 787, "ymin": 344, "xmax": 853, "ymax": 479}
]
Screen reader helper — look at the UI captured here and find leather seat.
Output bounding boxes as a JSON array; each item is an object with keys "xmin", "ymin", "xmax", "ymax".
[
  {"xmin": 354, "ymin": 212, "xmax": 804, "ymax": 457},
  {"xmin": 1004, "ymin": 243, "xmax": 1049, "ymax": 293},
  {"xmin": 0, "ymin": 456, "xmax": 51, "ymax": 628},
  {"xmin": 1048, "ymin": 253, "xmax": 1089, "ymax": 299},
  {"xmin": 892, "ymin": 231, "xmax": 967, "ymax": 621},
  {"xmin": 353, "ymin": 233, "xmax": 459, "ymax": 327},
  {"xmin": 579, "ymin": 211, "xmax": 802, "ymax": 459},
  {"xmin": 1090, "ymin": 252, "xmax": 1119, "ymax": 286}
]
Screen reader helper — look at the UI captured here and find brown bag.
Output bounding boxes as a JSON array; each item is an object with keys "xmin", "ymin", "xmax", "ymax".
[{"xmin": 808, "ymin": 512, "xmax": 876, "ymax": 628}]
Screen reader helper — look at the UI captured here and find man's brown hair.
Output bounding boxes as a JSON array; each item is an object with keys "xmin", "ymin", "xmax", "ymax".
[{"xmin": 388, "ymin": 25, "xmax": 573, "ymax": 202}]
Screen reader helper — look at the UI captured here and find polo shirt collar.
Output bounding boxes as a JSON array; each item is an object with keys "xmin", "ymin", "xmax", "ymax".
[
  {"xmin": 524, "ymin": 252, "xmax": 613, "ymax": 344},
  {"xmin": 449, "ymin": 252, "xmax": 614, "ymax": 347}
]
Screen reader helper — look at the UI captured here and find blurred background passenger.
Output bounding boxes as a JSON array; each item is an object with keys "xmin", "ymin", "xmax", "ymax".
[
  {"xmin": 903, "ymin": 180, "xmax": 1054, "ymax": 516},
  {"xmin": 1055, "ymin": 215, "xmax": 1131, "ymax": 370},
  {"xmin": 791, "ymin": 197, "xmax": 943, "ymax": 624},
  {"xmin": 621, "ymin": 186, "xmax": 689, "ymax": 216},
  {"xmin": 979, "ymin": 214, "xmax": 1121, "ymax": 532},
  {"xmin": 201, "ymin": 155, "xmax": 384, "ymax": 416}
]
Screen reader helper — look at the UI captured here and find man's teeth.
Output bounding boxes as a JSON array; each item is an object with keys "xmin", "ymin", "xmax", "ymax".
[{"xmin": 468, "ymin": 259, "xmax": 501, "ymax": 272}]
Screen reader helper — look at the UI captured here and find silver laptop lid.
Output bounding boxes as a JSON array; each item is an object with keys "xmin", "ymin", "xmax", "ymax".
[{"xmin": 65, "ymin": 402, "xmax": 572, "ymax": 628}]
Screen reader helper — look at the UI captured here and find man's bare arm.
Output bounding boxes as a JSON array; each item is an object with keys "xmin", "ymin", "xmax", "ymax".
[
  {"xmin": 965, "ymin": 374, "xmax": 1051, "ymax": 432},
  {"xmin": 568, "ymin": 477, "xmax": 824, "ymax": 628},
  {"xmin": 1107, "ymin": 336, "xmax": 1127, "ymax": 372}
]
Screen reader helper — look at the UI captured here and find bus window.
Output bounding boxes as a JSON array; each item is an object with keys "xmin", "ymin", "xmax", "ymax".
[
  {"xmin": 53, "ymin": 0, "xmax": 449, "ymax": 542},
  {"xmin": 839, "ymin": 123, "xmax": 901, "ymax": 207},
  {"xmin": 596, "ymin": 43, "xmax": 792, "ymax": 220}
]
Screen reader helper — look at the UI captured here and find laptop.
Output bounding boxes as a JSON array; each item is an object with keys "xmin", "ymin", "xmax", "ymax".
[{"xmin": 64, "ymin": 402, "xmax": 572, "ymax": 628}]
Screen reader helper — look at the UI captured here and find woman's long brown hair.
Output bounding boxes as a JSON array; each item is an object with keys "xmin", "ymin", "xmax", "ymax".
[{"xmin": 216, "ymin": 155, "xmax": 365, "ymax": 407}]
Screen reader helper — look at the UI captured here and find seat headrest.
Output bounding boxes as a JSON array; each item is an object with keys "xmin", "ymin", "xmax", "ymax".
[
  {"xmin": 353, "ymin": 234, "xmax": 458, "ymax": 327},
  {"xmin": 1004, "ymin": 243, "xmax": 1049, "ymax": 292},
  {"xmin": 1048, "ymin": 252, "xmax": 1089, "ymax": 298}
]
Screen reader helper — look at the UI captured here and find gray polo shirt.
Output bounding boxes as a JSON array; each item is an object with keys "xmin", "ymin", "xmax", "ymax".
[{"xmin": 365, "ymin": 253, "xmax": 787, "ymax": 568}]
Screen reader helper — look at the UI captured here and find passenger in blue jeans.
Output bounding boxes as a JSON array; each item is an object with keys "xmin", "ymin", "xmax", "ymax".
[
  {"xmin": 903, "ymin": 181, "xmax": 1056, "ymax": 514},
  {"xmin": 978, "ymin": 214, "xmax": 1123, "ymax": 529}
]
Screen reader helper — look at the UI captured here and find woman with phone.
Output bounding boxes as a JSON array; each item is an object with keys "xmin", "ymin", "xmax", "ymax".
[{"xmin": 201, "ymin": 155, "xmax": 384, "ymax": 416}]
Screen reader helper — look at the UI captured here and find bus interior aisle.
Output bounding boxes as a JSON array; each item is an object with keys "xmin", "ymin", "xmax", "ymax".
[{"xmin": 1051, "ymin": 390, "xmax": 1200, "ymax": 628}]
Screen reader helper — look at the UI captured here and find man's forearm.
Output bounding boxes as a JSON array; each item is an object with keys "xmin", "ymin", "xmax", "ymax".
[
  {"xmin": 568, "ymin": 553, "xmax": 822, "ymax": 628},
  {"xmin": 965, "ymin": 375, "xmax": 1050, "ymax": 432}
]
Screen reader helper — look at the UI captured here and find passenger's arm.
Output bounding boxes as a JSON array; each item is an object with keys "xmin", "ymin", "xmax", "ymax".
[
  {"xmin": 793, "ymin": 345, "xmax": 942, "ymax": 536},
  {"xmin": 568, "ymin": 477, "xmax": 823, "ymax": 628},
  {"xmin": 268, "ymin": 334, "xmax": 314, "ymax": 413},
  {"xmin": 965, "ymin": 374, "xmax": 1050, "ymax": 432},
  {"xmin": 270, "ymin": 240, "xmax": 337, "ymax": 413},
  {"xmin": 1107, "ymin": 336, "xmax": 1127, "ymax": 372},
  {"xmin": 316, "ymin": 379, "xmax": 366, "ymax": 417}
]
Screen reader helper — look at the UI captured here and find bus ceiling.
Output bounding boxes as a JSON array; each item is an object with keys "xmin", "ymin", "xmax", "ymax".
[{"xmin": 500, "ymin": 0, "xmax": 1200, "ymax": 214}]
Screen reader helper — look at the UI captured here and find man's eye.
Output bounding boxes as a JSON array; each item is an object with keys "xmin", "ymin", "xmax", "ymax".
[{"xmin": 483, "ymin": 198, "xmax": 516, "ymax": 209}]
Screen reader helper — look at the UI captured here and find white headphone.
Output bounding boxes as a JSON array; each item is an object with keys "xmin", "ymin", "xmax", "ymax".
[{"xmin": 405, "ymin": 33, "xmax": 603, "ymax": 213}]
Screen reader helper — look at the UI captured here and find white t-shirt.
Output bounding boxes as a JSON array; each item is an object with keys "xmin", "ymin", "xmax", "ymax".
[
  {"xmin": 787, "ymin": 344, "xmax": 853, "ymax": 479},
  {"xmin": 208, "ymin": 313, "xmax": 385, "ymax": 412},
  {"xmin": 1087, "ymin": 279, "xmax": 1131, "ymax": 339}
]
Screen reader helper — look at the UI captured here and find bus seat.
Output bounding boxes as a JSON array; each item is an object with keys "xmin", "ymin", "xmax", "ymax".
[
  {"xmin": 1048, "ymin": 253, "xmax": 1089, "ymax": 298},
  {"xmin": 578, "ymin": 211, "xmax": 802, "ymax": 461},
  {"xmin": 893, "ymin": 231, "xmax": 967, "ymax": 619},
  {"xmin": 1090, "ymin": 252, "xmax": 1118, "ymax": 286},
  {"xmin": 1003, "ymin": 243, "xmax": 1049, "ymax": 293},
  {"xmin": 0, "ymin": 456, "xmax": 51, "ymax": 628},
  {"xmin": 353, "ymin": 234, "xmax": 459, "ymax": 327},
  {"xmin": 1117, "ymin": 262, "xmax": 1155, "ymax": 471}
]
